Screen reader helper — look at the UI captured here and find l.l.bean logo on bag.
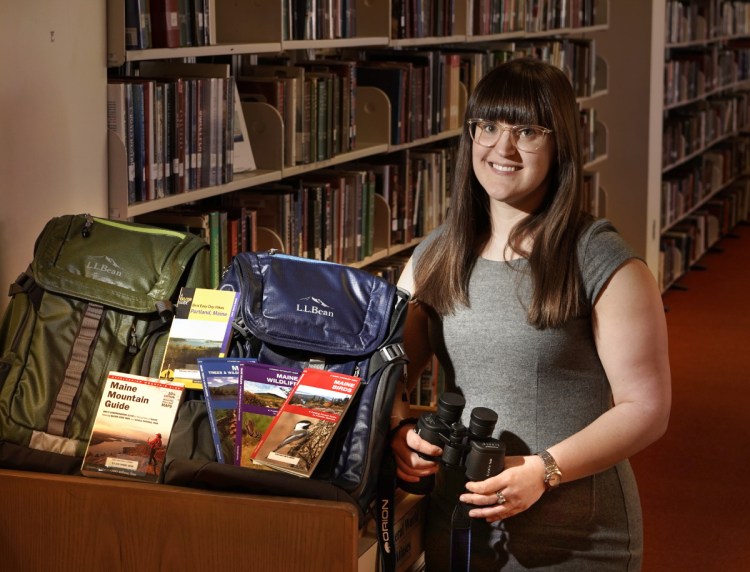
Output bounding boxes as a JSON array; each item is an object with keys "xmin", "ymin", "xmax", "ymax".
[
  {"xmin": 86, "ymin": 256, "xmax": 124, "ymax": 279},
  {"xmin": 295, "ymin": 296, "xmax": 334, "ymax": 318}
]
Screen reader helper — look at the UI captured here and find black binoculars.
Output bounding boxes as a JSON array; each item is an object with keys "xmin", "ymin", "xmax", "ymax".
[{"xmin": 399, "ymin": 392, "xmax": 506, "ymax": 495}]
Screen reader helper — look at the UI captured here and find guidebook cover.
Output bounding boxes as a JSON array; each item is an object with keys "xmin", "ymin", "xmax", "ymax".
[
  {"xmin": 81, "ymin": 372, "xmax": 185, "ymax": 483},
  {"xmin": 159, "ymin": 287, "xmax": 240, "ymax": 390},
  {"xmin": 235, "ymin": 362, "xmax": 301, "ymax": 468},
  {"xmin": 197, "ymin": 357, "xmax": 256, "ymax": 464},
  {"xmin": 251, "ymin": 368, "xmax": 361, "ymax": 477}
]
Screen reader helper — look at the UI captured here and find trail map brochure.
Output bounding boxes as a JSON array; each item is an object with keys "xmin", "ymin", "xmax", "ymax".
[
  {"xmin": 198, "ymin": 357, "xmax": 256, "ymax": 463},
  {"xmin": 251, "ymin": 368, "xmax": 361, "ymax": 477},
  {"xmin": 81, "ymin": 372, "xmax": 184, "ymax": 483},
  {"xmin": 159, "ymin": 287, "xmax": 240, "ymax": 390},
  {"xmin": 235, "ymin": 362, "xmax": 301, "ymax": 468}
]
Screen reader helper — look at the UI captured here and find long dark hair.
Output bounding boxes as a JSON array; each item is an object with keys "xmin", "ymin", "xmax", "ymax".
[{"xmin": 413, "ymin": 58, "xmax": 592, "ymax": 329}]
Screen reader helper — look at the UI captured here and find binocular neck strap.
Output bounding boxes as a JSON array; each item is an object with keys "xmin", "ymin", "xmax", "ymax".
[{"xmin": 450, "ymin": 503, "xmax": 472, "ymax": 572}]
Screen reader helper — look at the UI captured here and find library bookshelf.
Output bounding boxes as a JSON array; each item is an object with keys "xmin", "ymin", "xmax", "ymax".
[
  {"xmin": 105, "ymin": 0, "xmax": 611, "ymax": 285},
  {"xmin": 594, "ymin": 0, "xmax": 750, "ymax": 292}
]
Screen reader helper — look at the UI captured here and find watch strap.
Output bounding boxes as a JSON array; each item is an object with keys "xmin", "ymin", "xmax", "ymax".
[{"xmin": 535, "ymin": 449, "xmax": 562, "ymax": 490}]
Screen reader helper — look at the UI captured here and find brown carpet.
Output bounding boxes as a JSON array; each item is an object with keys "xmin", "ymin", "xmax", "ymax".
[{"xmin": 632, "ymin": 223, "xmax": 750, "ymax": 571}]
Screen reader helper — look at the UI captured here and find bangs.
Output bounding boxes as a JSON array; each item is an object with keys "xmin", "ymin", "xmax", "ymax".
[{"xmin": 469, "ymin": 64, "xmax": 553, "ymax": 128}]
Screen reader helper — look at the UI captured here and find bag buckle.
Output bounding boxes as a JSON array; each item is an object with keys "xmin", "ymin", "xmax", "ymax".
[{"xmin": 379, "ymin": 343, "xmax": 405, "ymax": 364}]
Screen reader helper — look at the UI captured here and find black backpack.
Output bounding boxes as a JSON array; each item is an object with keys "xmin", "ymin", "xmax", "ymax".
[
  {"xmin": 0, "ymin": 214, "xmax": 209, "ymax": 473},
  {"xmin": 163, "ymin": 250, "xmax": 409, "ymax": 525}
]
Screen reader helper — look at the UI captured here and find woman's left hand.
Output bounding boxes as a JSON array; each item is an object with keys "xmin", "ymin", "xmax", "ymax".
[{"xmin": 458, "ymin": 455, "xmax": 547, "ymax": 523}]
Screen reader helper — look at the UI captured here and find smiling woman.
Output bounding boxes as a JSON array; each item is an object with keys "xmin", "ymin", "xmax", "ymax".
[{"xmin": 388, "ymin": 58, "xmax": 671, "ymax": 571}]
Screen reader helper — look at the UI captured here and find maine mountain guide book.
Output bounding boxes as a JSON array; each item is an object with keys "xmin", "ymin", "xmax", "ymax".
[
  {"xmin": 159, "ymin": 287, "xmax": 240, "ymax": 389},
  {"xmin": 235, "ymin": 362, "xmax": 301, "ymax": 468},
  {"xmin": 197, "ymin": 357, "xmax": 256, "ymax": 464},
  {"xmin": 251, "ymin": 368, "xmax": 361, "ymax": 477},
  {"xmin": 81, "ymin": 372, "xmax": 185, "ymax": 483}
]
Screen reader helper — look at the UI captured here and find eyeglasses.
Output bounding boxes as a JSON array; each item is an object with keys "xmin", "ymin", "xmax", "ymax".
[{"xmin": 467, "ymin": 119, "xmax": 553, "ymax": 152}]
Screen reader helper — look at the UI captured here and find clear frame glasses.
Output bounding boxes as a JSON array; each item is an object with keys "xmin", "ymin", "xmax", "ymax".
[{"xmin": 467, "ymin": 119, "xmax": 553, "ymax": 152}]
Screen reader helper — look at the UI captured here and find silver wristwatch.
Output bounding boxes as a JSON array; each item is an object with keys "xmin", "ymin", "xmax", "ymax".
[{"xmin": 535, "ymin": 450, "xmax": 562, "ymax": 491}]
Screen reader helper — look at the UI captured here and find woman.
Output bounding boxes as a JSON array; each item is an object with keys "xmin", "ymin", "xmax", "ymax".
[{"xmin": 389, "ymin": 59, "xmax": 671, "ymax": 570}]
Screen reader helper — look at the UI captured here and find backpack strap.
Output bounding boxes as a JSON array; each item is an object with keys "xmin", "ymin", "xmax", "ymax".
[
  {"xmin": 9, "ymin": 267, "xmax": 44, "ymax": 311},
  {"xmin": 46, "ymin": 302, "xmax": 105, "ymax": 436}
]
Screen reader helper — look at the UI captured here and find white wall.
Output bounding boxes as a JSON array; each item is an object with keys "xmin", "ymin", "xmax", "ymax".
[{"xmin": 0, "ymin": 2, "xmax": 108, "ymax": 313}]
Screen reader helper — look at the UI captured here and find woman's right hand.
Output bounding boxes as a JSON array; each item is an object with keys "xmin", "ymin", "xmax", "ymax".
[{"xmin": 390, "ymin": 423, "xmax": 443, "ymax": 484}]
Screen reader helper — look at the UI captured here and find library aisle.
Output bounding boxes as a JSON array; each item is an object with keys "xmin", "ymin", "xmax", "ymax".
[{"xmin": 631, "ymin": 224, "xmax": 750, "ymax": 571}]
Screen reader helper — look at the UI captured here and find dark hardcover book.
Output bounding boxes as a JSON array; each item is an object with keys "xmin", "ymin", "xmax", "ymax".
[
  {"xmin": 198, "ymin": 357, "xmax": 256, "ymax": 463},
  {"xmin": 236, "ymin": 362, "xmax": 301, "ymax": 468},
  {"xmin": 81, "ymin": 372, "xmax": 184, "ymax": 483},
  {"xmin": 150, "ymin": 0, "xmax": 181, "ymax": 48},
  {"xmin": 356, "ymin": 64, "xmax": 407, "ymax": 145},
  {"xmin": 129, "ymin": 80, "xmax": 147, "ymax": 202},
  {"xmin": 251, "ymin": 368, "xmax": 361, "ymax": 477},
  {"xmin": 124, "ymin": 0, "xmax": 152, "ymax": 49}
]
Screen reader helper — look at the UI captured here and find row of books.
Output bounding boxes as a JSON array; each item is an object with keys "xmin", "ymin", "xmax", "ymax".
[
  {"xmin": 468, "ymin": 0, "xmax": 599, "ymax": 37},
  {"xmin": 660, "ymin": 179, "xmax": 750, "ymax": 291},
  {"xmin": 237, "ymin": 60, "xmax": 357, "ymax": 166},
  {"xmin": 662, "ymin": 90, "xmax": 750, "ymax": 170},
  {"xmin": 80, "ymin": 358, "xmax": 360, "ymax": 482},
  {"xmin": 497, "ymin": 38, "xmax": 600, "ymax": 99},
  {"xmin": 662, "ymin": 136, "xmax": 750, "ymax": 229},
  {"xmin": 200, "ymin": 358, "xmax": 360, "ymax": 478},
  {"xmin": 665, "ymin": 0, "xmax": 750, "ymax": 45},
  {"xmin": 664, "ymin": 43, "xmax": 750, "ymax": 108},
  {"xmin": 135, "ymin": 145, "xmax": 454, "ymax": 285},
  {"xmin": 137, "ymin": 206, "xmax": 260, "ymax": 288},
  {"xmin": 392, "ymin": 0, "xmax": 459, "ymax": 39},
  {"xmin": 108, "ymin": 62, "xmax": 258, "ymax": 204},
  {"xmin": 284, "ymin": 0, "xmax": 357, "ymax": 40},
  {"xmin": 125, "ymin": 0, "xmax": 214, "ymax": 50}
]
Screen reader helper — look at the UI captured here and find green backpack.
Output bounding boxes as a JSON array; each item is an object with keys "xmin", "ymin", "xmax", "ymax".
[{"xmin": 0, "ymin": 214, "xmax": 209, "ymax": 473}]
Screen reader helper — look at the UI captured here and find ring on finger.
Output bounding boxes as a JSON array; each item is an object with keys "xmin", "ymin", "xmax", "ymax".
[{"xmin": 495, "ymin": 491, "xmax": 507, "ymax": 505}]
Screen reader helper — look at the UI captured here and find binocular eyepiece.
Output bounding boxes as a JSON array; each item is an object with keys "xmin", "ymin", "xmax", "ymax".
[{"xmin": 398, "ymin": 392, "xmax": 506, "ymax": 495}]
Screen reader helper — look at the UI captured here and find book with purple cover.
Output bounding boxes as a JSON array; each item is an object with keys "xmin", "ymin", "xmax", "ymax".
[{"xmin": 235, "ymin": 362, "xmax": 301, "ymax": 468}]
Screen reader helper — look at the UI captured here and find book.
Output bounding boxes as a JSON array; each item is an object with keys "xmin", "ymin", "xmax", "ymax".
[
  {"xmin": 235, "ymin": 362, "xmax": 301, "ymax": 468},
  {"xmin": 251, "ymin": 368, "xmax": 361, "ymax": 477},
  {"xmin": 150, "ymin": 0, "xmax": 181, "ymax": 48},
  {"xmin": 158, "ymin": 287, "xmax": 240, "ymax": 390},
  {"xmin": 80, "ymin": 371, "xmax": 184, "ymax": 482},
  {"xmin": 197, "ymin": 357, "xmax": 256, "ymax": 463}
]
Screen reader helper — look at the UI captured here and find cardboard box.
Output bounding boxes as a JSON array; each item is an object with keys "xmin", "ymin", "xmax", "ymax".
[{"xmin": 358, "ymin": 492, "xmax": 427, "ymax": 572}]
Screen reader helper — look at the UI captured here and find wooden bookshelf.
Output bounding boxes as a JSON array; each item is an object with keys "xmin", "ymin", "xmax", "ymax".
[{"xmin": 104, "ymin": 0, "xmax": 611, "ymax": 287}]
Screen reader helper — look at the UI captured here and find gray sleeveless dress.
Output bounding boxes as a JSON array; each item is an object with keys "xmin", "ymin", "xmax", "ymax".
[{"xmin": 414, "ymin": 219, "xmax": 644, "ymax": 571}]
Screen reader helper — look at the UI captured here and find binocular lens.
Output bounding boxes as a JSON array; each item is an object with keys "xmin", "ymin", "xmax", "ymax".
[
  {"xmin": 468, "ymin": 406, "xmax": 498, "ymax": 439},
  {"xmin": 435, "ymin": 392, "xmax": 466, "ymax": 423}
]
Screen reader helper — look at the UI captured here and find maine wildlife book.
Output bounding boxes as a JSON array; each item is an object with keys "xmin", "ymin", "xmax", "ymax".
[
  {"xmin": 251, "ymin": 368, "xmax": 361, "ymax": 477},
  {"xmin": 235, "ymin": 362, "xmax": 301, "ymax": 468},
  {"xmin": 159, "ymin": 287, "xmax": 240, "ymax": 390},
  {"xmin": 198, "ymin": 357, "xmax": 256, "ymax": 464},
  {"xmin": 81, "ymin": 372, "xmax": 184, "ymax": 483}
]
